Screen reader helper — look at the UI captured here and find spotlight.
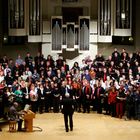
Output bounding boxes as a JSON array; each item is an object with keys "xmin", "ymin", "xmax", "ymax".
[
  {"xmin": 129, "ymin": 37, "xmax": 133, "ymax": 42},
  {"xmin": 3, "ymin": 36, "xmax": 8, "ymax": 41}
]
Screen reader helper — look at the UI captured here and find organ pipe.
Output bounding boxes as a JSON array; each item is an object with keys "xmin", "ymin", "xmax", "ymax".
[
  {"xmin": 116, "ymin": 0, "xmax": 131, "ymax": 29},
  {"xmin": 15, "ymin": 0, "xmax": 19, "ymax": 28},
  {"xmin": 107, "ymin": 0, "xmax": 111, "ymax": 35},
  {"xmin": 52, "ymin": 19, "xmax": 62, "ymax": 51},
  {"xmin": 33, "ymin": 0, "xmax": 37, "ymax": 35},
  {"xmin": 104, "ymin": 0, "xmax": 108, "ymax": 35},
  {"xmin": 126, "ymin": 0, "xmax": 130, "ymax": 28},
  {"xmin": 63, "ymin": 28, "xmax": 66, "ymax": 45},
  {"xmin": 75, "ymin": 28, "xmax": 78, "ymax": 45},
  {"xmin": 100, "ymin": 0, "xmax": 111, "ymax": 36},
  {"xmin": 9, "ymin": 0, "xmax": 25, "ymax": 28},
  {"xmin": 29, "ymin": 0, "xmax": 40, "ymax": 35},
  {"xmin": 80, "ymin": 20, "xmax": 89, "ymax": 50},
  {"xmin": 19, "ymin": 0, "xmax": 24, "ymax": 28},
  {"xmin": 100, "ymin": 0, "xmax": 104, "ymax": 35},
  {"xmin": 116, "ymin": 0, "xmax": 120, "ymax": 28},
  {"xmin": 67, "ymin": 24, "xmax": 74, "ymax": 49},
  {"xmin": 121, "ymin": 0, "xmax": 125, "ymax": 28},
  {"xmin": 29, "ymin": 0, "xmax": 32, "ymax": 34},
  {"xmin": 122, "ymin": 0, "xmax": 125, "ymax": 12},
  {"xmin": 10, "ymin": 0, "xmax": 14, "ymax": 28},
  {"xmin": 36, "ymin": 0, "xmax": 40, "ymax": 35}
]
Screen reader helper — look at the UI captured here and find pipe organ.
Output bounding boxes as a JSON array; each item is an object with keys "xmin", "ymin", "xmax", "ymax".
[
  {"xmin": 8, "ymin": 0, "xmax": 42, "ymax": 41},
  {"xmin": 7, "ymin": 0, "xmax": 132, "ymax": 47},
  {"xmin": 75, "ymin": 26, "xmax": 79, "ymax": 45},
  {"xmin": 98, "ymin": 0, "xmax": 112, "ymax": 42},
  {"xmin": 62, "ymin": 26, "xmax": 67, "ymax": 45},
  {"xmin": 9, "ymin": 0, "xmax": 24, "ymax": 29},
  {"xmin": 100, "ymin": 0, "xmax": 111, "ymax": 36},
  {"xmin": 28, "ymin": 0, "xmax": 42, "ymax": 42},
  {"xmin": 66, "ymin": 23, "xmax": 75, "ymax": 50},
  {"xmin": 114, "ymin": 0, "xmax": 132, "ymax": 36},
  {"xmin": 51, "ymin": 16, "xmax": 90, "ymax": 52},
  {"xmin": 79, "ymin": 17, "xmax": 90, "ymax": 51},
  {"xmin": 116, "ymin": 0, "xmax": 130, "ymax": 29},
  {"xmin": 51, "ymin": 17, "xmax": 62, "ymax": 52},
  {"xmin": 29, "ymin": 0, "xmax": 40, "ymax": 35},
  {"xmin": 9, "ymin": 0, "xmax": 26, "ymax": 36}
]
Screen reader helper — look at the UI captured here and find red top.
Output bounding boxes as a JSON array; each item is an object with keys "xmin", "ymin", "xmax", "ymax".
[{"xmin": 108, "ymin": 91, "xmax": 117, "ymax": 104}]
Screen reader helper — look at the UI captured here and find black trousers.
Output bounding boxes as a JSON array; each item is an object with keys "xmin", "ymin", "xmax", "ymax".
[
  {"xmin": 45, "ymin": 98, "xmax": 51, "ymax": 112},
  {"xmin": 75, "ymin": 98, "xmax": 82, "ymax": 112},
  {"xmin": 96, "ymin": 99, "xmax": 102, "ymax": 114},
  {"xmin": 0, "ymin": 101, "xmax": 4, "ymax": 118},
  {"xmin": 38, "ymin": 99, "xmax": 45, "ymax": 113},
  {"xmin": 17, "ymin": 119, "xmax": 23, "ymax": 131},
  {"xmin": 82, "ymin": 99, "xmax": 90, "ymax": 113},
  {"xmin": 64, "ymin": 113, "xmax": 73, "ymax": 131},
  {"xmin": 110, "ymin": 103, "xmax": 116, "ymax": 117},
  {"xmin": 126, "ymin": 104, "xmax": 134, "ymax": 119},
  {"xmin": 31, "ymin": 101, "xmax": 38, "ymax": 113},
  {"xmin": 53, "ymin": 98, "xmax": 60, "ymax": 113}
]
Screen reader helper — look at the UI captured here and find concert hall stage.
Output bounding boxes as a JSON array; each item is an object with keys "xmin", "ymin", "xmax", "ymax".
[{"xmin": 0, "ymin": 112, "xmax": 140, "ymax": 140}]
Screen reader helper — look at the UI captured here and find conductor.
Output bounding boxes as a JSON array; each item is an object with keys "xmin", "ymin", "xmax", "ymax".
[{"xmin": 61, "ymin": 93, "xmax": 75, "ymax": 132}]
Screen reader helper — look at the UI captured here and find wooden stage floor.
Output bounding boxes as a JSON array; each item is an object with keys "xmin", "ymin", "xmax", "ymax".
[{"xmin": 0, "ymin": 112, "xmax": 140, "ymax": 140}]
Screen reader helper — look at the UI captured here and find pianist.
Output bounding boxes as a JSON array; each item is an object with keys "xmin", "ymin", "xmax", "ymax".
[{"xmin": 8, "ymin": 102, "xmax": 24, "ymax": 131}]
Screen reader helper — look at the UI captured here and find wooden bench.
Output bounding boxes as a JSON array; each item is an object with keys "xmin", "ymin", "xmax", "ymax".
[{"xmin": 9, "ymin": 121, "xmax": 17, "ymax": 132}]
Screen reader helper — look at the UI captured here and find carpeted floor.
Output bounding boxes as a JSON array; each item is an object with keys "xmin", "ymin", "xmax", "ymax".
[{"xmin": 0, "ymin": 112, "xmax": 140, "ymax": 140}]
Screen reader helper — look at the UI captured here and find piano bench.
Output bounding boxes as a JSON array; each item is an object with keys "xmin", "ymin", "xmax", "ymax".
[{"xmin": 9, "ymin": 121, "xmax": 17, "ymax": 132}]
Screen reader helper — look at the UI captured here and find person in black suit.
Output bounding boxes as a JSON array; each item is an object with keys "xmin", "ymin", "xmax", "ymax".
[
  {"xmin": 61, "ymin": 93, "xmax": 75, "ymax": 132},
  {"xmin": 38, "ymin": 84, "xmax": 46, "ymax": 114},
  {"xmin": 94, "ymin": 81, "xmax": 105, "ymax": 114}
]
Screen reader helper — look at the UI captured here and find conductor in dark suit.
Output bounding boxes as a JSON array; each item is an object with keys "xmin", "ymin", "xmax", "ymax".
[{"xmin": 61, "ymin": 93, "xmax": 75, "ymax": 132}]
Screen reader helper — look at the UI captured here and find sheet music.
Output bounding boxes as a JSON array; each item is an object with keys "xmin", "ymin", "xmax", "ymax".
[{"xmin": 24, "ymin": 104, "xmax": 30, "ymax": 112}]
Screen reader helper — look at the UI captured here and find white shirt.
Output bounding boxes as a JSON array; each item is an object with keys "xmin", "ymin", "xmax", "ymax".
[
  {"xmin": 29, "ymin": 90, "xmax": 38, "ymax": 101},
  {"xmin": 0, "ymin": 76, "xmax": 4, "ymax": 83}
]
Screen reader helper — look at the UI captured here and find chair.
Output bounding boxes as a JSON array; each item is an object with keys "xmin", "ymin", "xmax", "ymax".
[{"xmin": 9, "ymin": 121, "xmax": 17, "ymax": 132}]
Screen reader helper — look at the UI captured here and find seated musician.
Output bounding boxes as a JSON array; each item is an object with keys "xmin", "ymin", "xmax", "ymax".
[{"xmin": 8, "ymin": 102, "xmax": 26, "ymax": 131}]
